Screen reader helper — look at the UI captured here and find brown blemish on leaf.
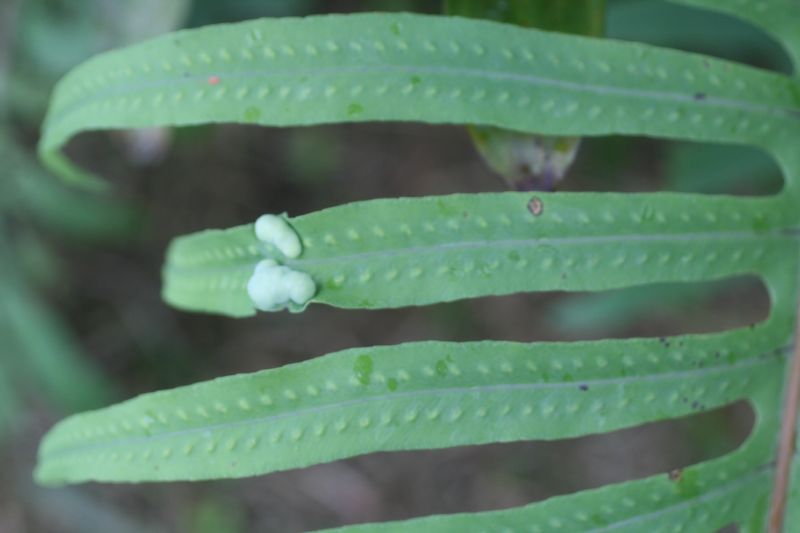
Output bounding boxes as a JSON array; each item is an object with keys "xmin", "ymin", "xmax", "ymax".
[
  {"xmin": 668, "ymin": 468, "xmax": 683, "ymax": 482},
  {"xmin": 528, "ymin": 196, "xmax": 544, "ymax": 216}
]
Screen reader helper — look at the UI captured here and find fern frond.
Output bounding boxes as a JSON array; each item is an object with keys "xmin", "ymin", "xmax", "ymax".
[
  {"xmin": 38, "ymin": 14, "xmax": 800, "ymax": 188},
  {"xmin": 33, "ymin": 10, "xmax": 800, "ymax": 532}
]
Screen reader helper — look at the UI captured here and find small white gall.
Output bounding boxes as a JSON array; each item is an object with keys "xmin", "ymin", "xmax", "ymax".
[
  {"xmin": 247, "ymin": 259, "xmax": 316, "ymax": 312},
  {"xmin": 254, "ymin": 214, "xmax": 302, "ymax": 258}
]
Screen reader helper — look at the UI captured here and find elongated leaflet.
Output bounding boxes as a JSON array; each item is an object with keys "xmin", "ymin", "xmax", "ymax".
[
  {"xmin": 38, "ymin": 13, "xmax": 800, "ymax": 188},
  {"xmin": 36, "ymin": 328, "xmax": 787, "ymax": 484},
  {"xmin": 164, "ymin": 192, "xmax": 798, "ymax": 317}
]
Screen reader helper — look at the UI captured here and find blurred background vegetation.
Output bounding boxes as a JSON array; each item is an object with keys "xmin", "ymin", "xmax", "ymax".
[{"xmin": 0, "ymin": 1, "xmax": 790, "ymax": 531}]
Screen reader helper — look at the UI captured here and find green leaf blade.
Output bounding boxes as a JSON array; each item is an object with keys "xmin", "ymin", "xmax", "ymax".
[
  {"xmin": 39, "ymin": 13, "xmax": 800, "ymax": 185},
  {"xmin": 36, "ymin": 328, "xmax": 785, "ymax": 485},
  {"xmin": 164, "ymin": 192, "xmax": 797, "ymax": 316},
  {"xmin": 30, "ymin": 7, "xmax": 800, "ymax": 530}
]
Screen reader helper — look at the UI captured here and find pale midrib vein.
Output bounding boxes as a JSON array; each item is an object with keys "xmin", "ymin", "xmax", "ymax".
[
  {"xmin": 44, "ymin": 345, "xmax": 789, "ymax": 460},
  {"xmin": 290, "ymin": 229, "xmax": 795, "ymax": 268},
  {"xmin": 46, "ymin": 61, "xmax": 800, "ymax": 138},
  {"xmin": 166, "ymin": 228, "xmax": 799, "ymax": 276}
]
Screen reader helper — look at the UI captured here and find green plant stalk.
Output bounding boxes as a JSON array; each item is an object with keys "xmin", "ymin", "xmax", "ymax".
[{"xmin": 770, "ymin": 308, "xmax": 800, "ymax": 531}]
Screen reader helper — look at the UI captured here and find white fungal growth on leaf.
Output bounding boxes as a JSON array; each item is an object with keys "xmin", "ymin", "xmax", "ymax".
[
  {"xmin": 247, "ymin": 259, "xmax": 316, "ymax": 312},
  {"xmin": 248, "ymin": 215, "xmax": 312, "ymax": 311},
  {"xmin": 254, "ymin": 214, "xmax": 302, "ymax": 258}
]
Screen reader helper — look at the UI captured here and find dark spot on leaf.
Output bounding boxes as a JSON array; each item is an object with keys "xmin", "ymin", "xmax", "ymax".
[
  {"xmin": 527, "ymin": 196, "xmax": 544, "ymax": 216},
  {"xmin": 691, "ymin": 401, "xmax": 699, "ymax": 410},
  {"xmin": 668, "ymin": 468, "xmax": 683, "ymax": 482},
  {"xmin": 578, "ymin": 384, "xmax": 589, "ymax": 391},
  {"xmin": 694, "ymin": 92, "xmax": 706, "ymax": 100}
]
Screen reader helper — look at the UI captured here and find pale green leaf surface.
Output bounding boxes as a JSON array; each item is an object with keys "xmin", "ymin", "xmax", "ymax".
[
  {"xmin": 38, "ymin": 13, "xmax": 800, "ymax": 188},
  {"xmin": 164, "ymin": 192, "xmax": 797, "ymax": 317},
  {"xmin": 36, "ymin": 326, "xmax": 786, "ymax": 484}
]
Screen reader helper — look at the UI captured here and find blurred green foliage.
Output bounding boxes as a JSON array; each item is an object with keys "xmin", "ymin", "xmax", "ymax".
[{"xmin": 0, "ymin": 0, "xmax": 185, "ymax": 441}]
